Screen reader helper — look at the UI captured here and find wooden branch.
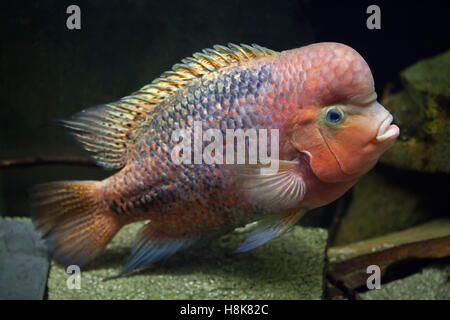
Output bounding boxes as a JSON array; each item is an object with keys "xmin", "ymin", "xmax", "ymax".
[
  {"xmin": 0, "ymin": 156, "xmax": 99, "ymax": 169},
  {"xmin": 326, "ymin": 270, "xmax": 362, "ymax": 300},
  {"xmin": 328, "ymin": 235, "xmax": 450, "ymax": 291}
]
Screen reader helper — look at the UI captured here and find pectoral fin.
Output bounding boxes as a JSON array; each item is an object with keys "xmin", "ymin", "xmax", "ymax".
[{"xmin": 237, "ymin": 160, "xmax": 306, "ymax": 212}]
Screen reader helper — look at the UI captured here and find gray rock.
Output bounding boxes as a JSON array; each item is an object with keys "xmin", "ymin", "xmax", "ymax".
[{"xmin": 0, "ymin": 217, "xmax": 49, "ymax": 300}]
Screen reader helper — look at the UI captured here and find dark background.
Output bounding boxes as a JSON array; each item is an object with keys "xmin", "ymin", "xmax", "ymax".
[{"xmin": 1, "ymin": 0, "xmax": 449, "ymax": 218}]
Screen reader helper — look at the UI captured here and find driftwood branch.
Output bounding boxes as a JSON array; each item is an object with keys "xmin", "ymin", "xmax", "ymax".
[
  {"xmin": 0, "ymin": 156, "xmax": 99, "ymax": 169},
  {"xmin": 328, "ymin": 235, "xmax": 450, "ymax": 293},
  {"xmin": 326, "ymin": 270, "xmax": 362, "ymax": 300}
]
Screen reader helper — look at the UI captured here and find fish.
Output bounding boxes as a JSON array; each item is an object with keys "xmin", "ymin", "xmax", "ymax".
[{"xmin": 30, "ymin": 42, "xmax": 400, "ymax": 277}]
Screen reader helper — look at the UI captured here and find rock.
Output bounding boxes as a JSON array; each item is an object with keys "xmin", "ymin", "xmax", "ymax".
[
  {"xmin": 333, "ymin": 167, "xmax": 433, "ymax": 245},
  {"xmin": 47, "ymin": 222, "xmax": 328, "ymax": 299},
  {"xmin": 360, "ymin": 263, "xmax": 449, "ymax": 300},
  {"xmin": 0, "ymin": 217, "xmax": 49, "ymax": 300},
  {"xmin": 381, "ymin": 50, "xmax": 450, "ymax": 174}
]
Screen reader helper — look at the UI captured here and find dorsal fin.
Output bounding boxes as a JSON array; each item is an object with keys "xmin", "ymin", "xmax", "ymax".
[{"xmin": 62, "ymin": 43, "xmax": 279, "ymax": 169}]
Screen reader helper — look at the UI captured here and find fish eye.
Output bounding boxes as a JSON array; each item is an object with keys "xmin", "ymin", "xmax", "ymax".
[{"xmin": 325, "ymin": 106, "xmax": 344, "ymax": 123}]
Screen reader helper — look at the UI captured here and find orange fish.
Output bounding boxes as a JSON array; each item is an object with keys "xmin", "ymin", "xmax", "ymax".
[{"xmin": 31, "ymin": 42, "xmax": 399, "ymax": 277}]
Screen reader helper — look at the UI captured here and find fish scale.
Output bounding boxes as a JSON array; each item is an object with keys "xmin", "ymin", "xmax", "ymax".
[{"xmin": 110, "ymin": 65, "xmax": 278, "ymax": 221}]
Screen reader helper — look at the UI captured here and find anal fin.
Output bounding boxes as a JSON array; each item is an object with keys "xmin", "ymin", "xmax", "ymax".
[
  {"xmin": 236, "ymin": 210, "xmax": 304, "ymax": 253},
  {"xmin": 112, "ymin": 222, "xmax": 199, "ymax": 278}
]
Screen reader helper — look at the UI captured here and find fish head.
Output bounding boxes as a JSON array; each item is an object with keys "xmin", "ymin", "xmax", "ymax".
[{"xmin": 286, "ymin": 42, "xmax": 400, "ymax": 183}]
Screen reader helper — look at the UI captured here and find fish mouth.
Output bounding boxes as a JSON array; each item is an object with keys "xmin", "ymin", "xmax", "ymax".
[{"xmin": 376, "ymin": 114, "xmax": 400, "ymax": 143}]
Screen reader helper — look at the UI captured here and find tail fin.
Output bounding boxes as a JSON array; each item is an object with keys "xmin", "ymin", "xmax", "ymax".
[{"xmin": 30, "ymin": 181, "xmax": 121, "ymax": 267}]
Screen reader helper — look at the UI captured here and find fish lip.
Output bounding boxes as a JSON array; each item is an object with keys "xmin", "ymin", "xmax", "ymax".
[{"xmin": 376, "ymin": 114, "xmax": 400, "ymax": 142}]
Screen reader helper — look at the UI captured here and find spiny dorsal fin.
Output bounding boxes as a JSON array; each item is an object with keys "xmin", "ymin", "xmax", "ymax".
[
  {"xmin": 63, "ymin": 43, "xmax": 279, "ymax": 169},
  {"xmin": 134, "ymin": 43, "xmax": 278, "ymax": 104}
]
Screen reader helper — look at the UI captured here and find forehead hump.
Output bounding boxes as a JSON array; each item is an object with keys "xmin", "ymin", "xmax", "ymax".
[{"xmin": 281, "ymin": 42, "xmax": 375, "ymax": 105}]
